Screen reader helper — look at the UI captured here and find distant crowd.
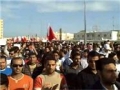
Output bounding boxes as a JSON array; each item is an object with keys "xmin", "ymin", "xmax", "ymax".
[{"xmin": 0, "ymin": 40, "xmax": 120, "ymax": 90}]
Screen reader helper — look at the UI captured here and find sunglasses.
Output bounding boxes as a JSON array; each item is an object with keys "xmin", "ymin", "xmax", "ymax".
[{"xmin": 12, "ymin": 64, "xmax": 23, "ymax": 67}]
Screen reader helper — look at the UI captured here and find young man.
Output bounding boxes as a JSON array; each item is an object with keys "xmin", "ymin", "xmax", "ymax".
[
  {"xmin": 22, "ymin": 53, "xmax": 42, "ymax": 79},
  {"xmin": 0, "ymin": 73, "xmax": 9, "ymax": 90},
  {"xmin": 59, "ymin": 49, "xmax": 67, "ymax": 65},
  {"xmin": 52, "ymin": 51, "xmax": 62, "ymax": 72},
  {"xmin": 34, "ymin": 56, "xmax": 67, "ymax": 90},
  {"xmin": 81, "ymin": 49, "xmax": 89, "ymax": 61},
  {"xmin": 64, "ymin": 52, "xmax": 85, "ymax": 89},
  {"xmin": 9, "ymin": 46, "xmax": 21, "ymax": 58},
  {"xmin": 91, "ymin": 58, "xmax": 120, "ymax": 89},
  {"xmin": 7, "ymin": 46, "xmax": 25, "ymax": 68},
  {"xmin": 8, "ymin": 57, "xmax": 33, "ymax": 90},
  {"xmin": 76, "ymin": 51, "xmax": 100, "ymax": 89},
  {"xmin": 0, "ymin": 56, "xmax": 12, "ymax": 75}
]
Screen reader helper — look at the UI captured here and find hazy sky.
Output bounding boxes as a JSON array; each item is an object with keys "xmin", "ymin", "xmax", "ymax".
[{"xmin": 0, "ymin": 0, "xmax": 120, "ymax": 37}]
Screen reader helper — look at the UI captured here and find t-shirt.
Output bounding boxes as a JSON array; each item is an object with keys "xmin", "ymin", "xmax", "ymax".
[
  {"xmin": 34, "ymin": 72, "xmax": 67, "ymax": 90},
  {"xmin": 8, "ymin": 74, "xmax": 33, "ymax": 90},
  {"xmin": 0, "ymin": 67, "xmax": 12, "ymax": 76}
]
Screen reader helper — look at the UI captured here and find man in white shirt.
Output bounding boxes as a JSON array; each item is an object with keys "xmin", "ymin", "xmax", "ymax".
[
  {"xmin": 81, "ymin": 50, "xmax": 89, "ymax": 67},
  {"xmin": 104, "ymin": 41, "xmax": 112, "ymax": 54}
]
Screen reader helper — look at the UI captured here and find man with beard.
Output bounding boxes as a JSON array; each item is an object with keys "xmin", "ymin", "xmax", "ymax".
[
  {"xmin": 8, "ymin": 57, "xmax": 33, "ymax": 90},
  {"xmin": 90, "ymin": 58, "xmax": 120, "ymax": 89},
  {"xmin": 34, "ymin": 55, "xmax": 67, "ymax": 90},
  {"xmin": 64, "ymin": 52, "xmax": 86, "ymax": 89}
]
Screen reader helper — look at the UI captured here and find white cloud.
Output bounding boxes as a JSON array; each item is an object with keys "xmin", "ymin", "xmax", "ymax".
[
  {"xmin": 34, "ymin": 1, "xmax": 118, "ymax": 13},
  {"xmin": 37, "ymin": 2, "xmax": 83, "ymax": 13},
  {"xmin": 0, "ymin": 1, "xmax": 23, "ymax": 19},
  {"xmin": 86, "ymin": 1, "xmax": 111, "ymax": 11},
  {"xmin": 0, "ymin": 0, "xmax": 119, "ymax": 19}
]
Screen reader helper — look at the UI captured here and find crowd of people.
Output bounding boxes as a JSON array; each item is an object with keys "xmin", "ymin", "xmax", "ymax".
[{"xmin": 0, "ymin": 40, "xmax": 120, "ymax": 90}]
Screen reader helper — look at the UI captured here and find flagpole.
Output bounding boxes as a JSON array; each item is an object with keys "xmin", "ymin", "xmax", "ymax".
[
  {"xmin": 46, "ymin": 23, "xmax": 50, "ymax": 46},
  {"xmin": 47, "ymin": 23, "xmax": 50, "ymax": 38},
  {"xmin": 46, "ymin": 25, "xmax": 48, "ymax": 47},
  {"xmin": 84, "ymin": 0, "xmax": 87, "ymax": 45}
]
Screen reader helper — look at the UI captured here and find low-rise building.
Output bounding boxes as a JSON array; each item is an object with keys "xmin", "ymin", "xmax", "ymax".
[
  {"xmin": 54, "ymin": 32, "xmax": 74, "ymax": 40},
  {"xmin": 74, "ymin": 30, "xmax": 119, "ymax": 41}
]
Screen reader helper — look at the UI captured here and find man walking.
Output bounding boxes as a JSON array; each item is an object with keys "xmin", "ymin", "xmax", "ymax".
[
  {"xmin": 8, "ymin": 57, "xmax": 33, "ymax": 90},
  {"xmin": 34, "ymin": 56, "xmax": 67, "ymax": 90}
]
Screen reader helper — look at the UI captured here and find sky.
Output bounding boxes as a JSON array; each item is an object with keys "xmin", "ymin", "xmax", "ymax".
[{"xmin": 0, "ymin": 0, "xmax": 120, "ymax": 37}]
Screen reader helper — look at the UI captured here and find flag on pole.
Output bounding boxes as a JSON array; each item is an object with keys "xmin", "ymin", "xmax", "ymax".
[{"xmin": 47, "ymin": 26, "xmax": 57, "ymax": 41}]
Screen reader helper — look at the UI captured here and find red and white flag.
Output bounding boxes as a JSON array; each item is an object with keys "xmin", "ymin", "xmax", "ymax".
[{"xmin": 47, "ymin": 26, "xmax": 57, "ymax": 41}]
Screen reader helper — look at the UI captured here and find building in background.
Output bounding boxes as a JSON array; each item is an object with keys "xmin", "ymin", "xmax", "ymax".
[
  {"xmin": 117, "ymin": 30, "xmax": 120, "ymax": 40},
  {"xmin": 54, "ymin": 32, "xmax": 74, "ymax": 40},
  {"xmin": 74, "ymin": 30, "xmax": 120, "ymax": 41},
  {"xmin": 0, "ymin": 19, "xmax": 3, "ymax": 39}
]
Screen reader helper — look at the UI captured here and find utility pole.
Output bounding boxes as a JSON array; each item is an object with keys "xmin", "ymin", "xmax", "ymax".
[
  {"xmin": 113, "ymin": 16, "xmax": 114, "ymax": 31},
  {"xmin": 84, "ymin": 0, "xmax": 87, "ymax": 45},
  {"xmin": 59, "ymin": 28, "xmax": 62, "ymax": 41}
]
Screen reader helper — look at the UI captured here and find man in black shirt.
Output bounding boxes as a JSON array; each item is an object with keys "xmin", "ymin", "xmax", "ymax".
[{"xmin": 76, "ymin": 51, "xmax": 100, "ymax": 89}]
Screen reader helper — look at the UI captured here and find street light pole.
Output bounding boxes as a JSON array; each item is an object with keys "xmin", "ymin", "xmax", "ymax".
[{"xmin": 84, "ymin": 0, "xmax": 87, "ymax": 45}]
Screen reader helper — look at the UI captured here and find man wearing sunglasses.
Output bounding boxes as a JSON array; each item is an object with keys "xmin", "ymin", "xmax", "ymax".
[{"xmin": 8, "ymin": 57, "xmax": 33, "ymax": 90}]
